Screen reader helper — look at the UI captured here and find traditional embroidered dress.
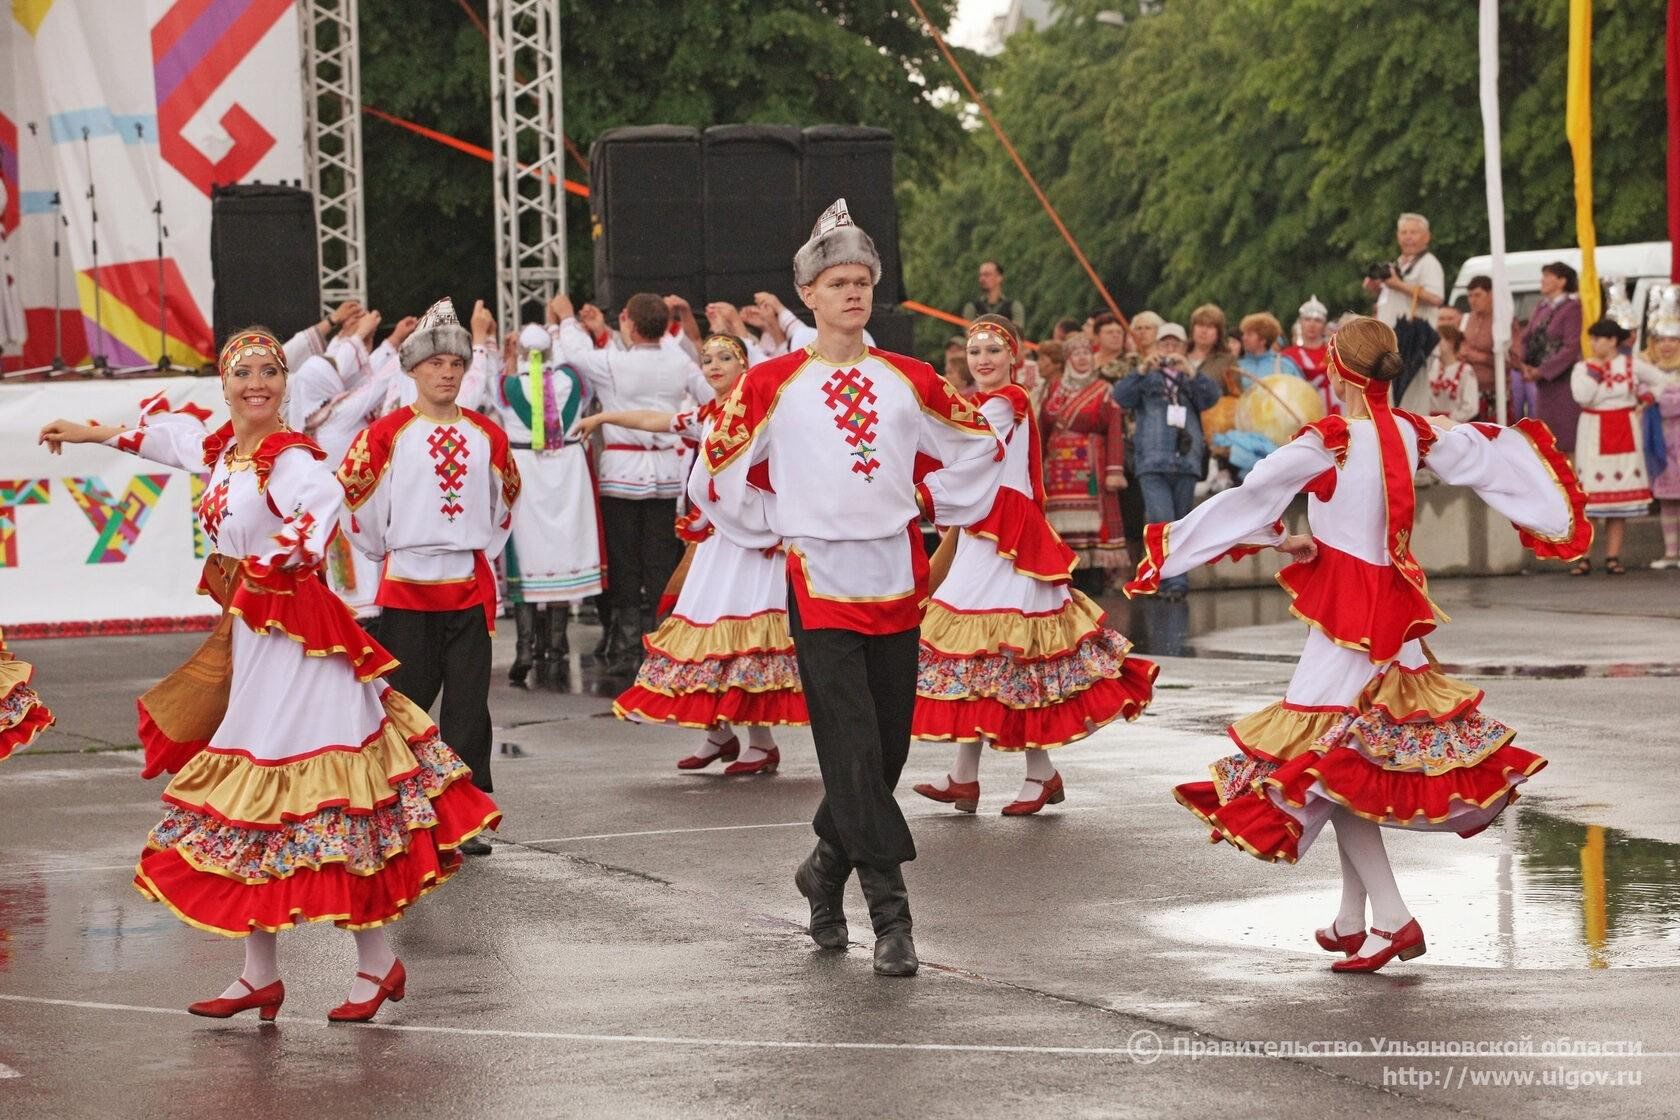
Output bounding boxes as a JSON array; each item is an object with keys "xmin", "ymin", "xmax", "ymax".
[
  {"xmin": 1413, "ymin": 352, "xmax": 1480, "ymax": 423},
  {"xmin": 492, "ymin": 348, "xmax": 605, "ymax": 603},
  {"xmin": 106, "ymin": 396, "xmax": 500, "ymax": 936},
  {"xmin": 913, "ymin": 385, "xmax": 1157, "ymax": 749},
  {"xmin": 0, "ymin": 628, "xmax": 54, "ymax": 763},
  {"xmin": 614, "ymin": 400, "xmax": 807, "ymax": 729},
  {"xmin": 1651, "ymin": 357, "xmax": 1680, "ymax": 502},
  {"xmin": 1130, "ymin": 377, "xmax": 1589, "ymax": 865},
  {"xmin": 1039, "ymin": 371, "xmax": 1127, "ymax": 573},
  {"xmin": 1570, "ymin": 355, "xmax": 1663, "ymax": 518}
]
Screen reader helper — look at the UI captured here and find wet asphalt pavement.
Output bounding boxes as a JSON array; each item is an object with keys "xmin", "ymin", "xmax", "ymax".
[{"xmin": 1, "ymin": 571, "xmax": 1677, "ymax": 1118}]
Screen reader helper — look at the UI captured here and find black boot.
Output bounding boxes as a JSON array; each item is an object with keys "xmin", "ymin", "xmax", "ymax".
[
  {"xmin": 509, "ymin": 603, "xmax": 538, "ymax": 687},
  {"xmin": 548, "ymin": 603, "xmax": 572, "ymax": 662},
  {"xmin": 604, "ymin": 613, "xmax": 645, "ymax": 677},
  {"xmin": 539, "ymin": 604, "xmax": 570, "ymax": 689},
  {"xmin": 793, "ymin": 839, "xmax": 851, "ymax": 950},
  {"xmin": 592, "ymin": 596, "xmax": 614, "ymax": 658},
  {"xmin": 855, "ymin": 864, "xmax": 918, "ymax": 977}
]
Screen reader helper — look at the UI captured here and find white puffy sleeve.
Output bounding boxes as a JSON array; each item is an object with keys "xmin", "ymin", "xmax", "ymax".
[
  {"xmin": 103, "ymin": 393, "xmax": 211, "ymax": 471},
  {"xmin": 258, "ymin": 448, "xmax": 344, "ymax": 570},
  {"xmin": 916, "ymin": 393, "xmax": 1012, "ymax": 528},
  {"xmin": 1128, "ymin": 432, "xmax": 1335, "ymax": 595},
  {"xmin": 1424, "ymin": 419, "xmax": 1588, "ymax": 560}
]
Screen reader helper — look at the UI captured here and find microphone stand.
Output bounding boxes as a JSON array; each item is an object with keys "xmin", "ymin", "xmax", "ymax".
[
  {"xmin": 79, "ymin": 126, "xmax": 110, "ymax": 376},
  {"xmin": 133, "ymin": 122, "xmax": 172, "ymax": 373}
]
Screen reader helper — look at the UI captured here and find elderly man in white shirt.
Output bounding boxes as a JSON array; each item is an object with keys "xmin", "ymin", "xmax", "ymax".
[{"xmin": 1365, "ymin": 212, "xmax": 1445, "ymax": 329}]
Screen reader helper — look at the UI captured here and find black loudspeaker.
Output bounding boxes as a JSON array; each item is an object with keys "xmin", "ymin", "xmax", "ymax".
[
  {"xmin": 702, "ymin": 125, "xmax": 804, "ymax": 311},
  {"xmin": 800, "ymin": 126, "xmax": 901, "ymax": 306},
  {"xmin": 211, "ymin": 184, "xmax": 320, "ymax": 345},
  {"xmin": 590, "ymin": 126, "xmax": 705, "ymax": 313},
  {"xmin": 865, "ymin": 307, "xmax": 915, "ymax": 357}
]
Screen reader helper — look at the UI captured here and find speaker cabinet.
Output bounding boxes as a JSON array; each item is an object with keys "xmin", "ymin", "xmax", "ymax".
[
  {"xmin": 800, "ymin": 126, "xmax": 901, "ymax": 305},
  {"xmin": 211, "ymin": 183, "xmax": 320, "ymax": 345},
  {"xmin": 589, "ymin": 125, "xmax": 705, "ymax": 312},
  {"xmin": 702, "ymin": 125, "xmax": 804, "ymax": 311}
]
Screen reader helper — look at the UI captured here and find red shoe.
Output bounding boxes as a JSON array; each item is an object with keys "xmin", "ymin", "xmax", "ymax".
[
  {"xmin": 188, "ymin": 977, "xmax": 284, "ymax": 1022},
  {"xmin": 677, "ymin": 735, "xmax": 740, "ymax": 770},
  {"xmin": 1331, "ymin": 919, "xmax": 1427, "ymax": 973},
  {"xmin": 1002, "ymin": 773, "xmax": 1065, "ymax": 816},
  {"xmin": 913, "ymin": 777, "xmax": 980, "ymax": 813},
  {"xmin": 327, "ymin": 959, "xmax": 406, "ymax": 1023},
  {"xmin": 723, "ymin": 746, "xmax": 779, "ymax": 775},
  {"xmin": 1315, "ymin": 922, "xmax": 1367, "ymax": 956}
]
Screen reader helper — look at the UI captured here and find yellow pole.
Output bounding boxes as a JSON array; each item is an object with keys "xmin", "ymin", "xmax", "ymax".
[
  {"xmin": 1580, "ymin": 824, "xmax": 1608, "ymax": 969},
  {"xmin": 1567, "ymin": 0, "xmax": 1602, "ymax": 344}
]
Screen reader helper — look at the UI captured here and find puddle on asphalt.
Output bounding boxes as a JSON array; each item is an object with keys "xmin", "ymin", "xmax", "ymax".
[{"xmin": 1150, "ymin": 804, "xmax": 1680, "ymax": 969}]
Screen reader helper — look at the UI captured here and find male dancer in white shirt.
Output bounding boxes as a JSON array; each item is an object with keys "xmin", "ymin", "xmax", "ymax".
[
  {"xmin": 338, "ymin": 299, "xmax": 520, "ymax": 854},
  {"xmin": 701, "ymin": 201, "xmax": 1006, "ymax": 975}
]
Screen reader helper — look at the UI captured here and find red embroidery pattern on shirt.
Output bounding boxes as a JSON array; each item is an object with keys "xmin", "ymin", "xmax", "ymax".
[
  {"xmin": 428, "ymin": 426, "xmax": 470, "ymax": 521},
  {"xmin": 198, "ymin": 478, "xmax": 231, "ymax": 542},
  {"xmin": 820, "ymin": 368, "xmax": 882, "ymax": 481}
]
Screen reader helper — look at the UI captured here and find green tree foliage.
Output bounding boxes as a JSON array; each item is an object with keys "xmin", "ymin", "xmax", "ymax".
[
  {"xmin": 902, "ymin": 0, "xmax": 1666, "ymax": 343},
  {"xmin": 358, "ymin": 0, "xmax": 966, "ymax": 320}
]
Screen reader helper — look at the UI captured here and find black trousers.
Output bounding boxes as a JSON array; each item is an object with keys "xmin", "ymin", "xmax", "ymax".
[
  {"xmin": 599, "ymin": 496, "xmax": 684, "ymax": 618},
  {"xmin": 380, "ymin": 606, "xmax": 494, "ymax": 792},
  {"xmin": 787, "ymin": 596, "xmax": 919, "ymax": 870}
]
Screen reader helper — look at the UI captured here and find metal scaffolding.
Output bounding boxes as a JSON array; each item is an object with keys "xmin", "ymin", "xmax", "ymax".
[
  {"xmin": 489, "ymin": 0, "xmax": 566, "ymax": 331},
  {"xmin": 300, "ymin": 0, "xmax": 368, "ymax": 311}
]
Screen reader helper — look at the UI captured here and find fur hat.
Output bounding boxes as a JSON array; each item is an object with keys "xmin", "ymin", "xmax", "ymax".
[
  {"xmin": 518, "ymin": 323, "xmax": 553, "ymax": 356},
  {"xmin": 793, "ymin": 198, "xmax": 881, "ymax": 288},
  {"xmin": 400, "ymin": 297, "xmax": 473, "ymax": 372}
]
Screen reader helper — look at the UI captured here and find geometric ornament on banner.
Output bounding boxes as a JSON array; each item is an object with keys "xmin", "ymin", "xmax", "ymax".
[
  {"xmin": 0, "ymin": 480, "xmax": 50, "ymax": 568},
  {"xmin": 151, "ymin": 0, "xmax": 296, "ymax": 197},
  {"xmin": 63, "ymin": 475, "xmax": 170, "ymax": 563}
]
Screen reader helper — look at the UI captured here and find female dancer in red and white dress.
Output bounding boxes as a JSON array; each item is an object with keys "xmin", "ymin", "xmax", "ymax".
[
  {"xmin": 582, "ymin": 334, "xmax": 808, "ymax": 773},
  {"xmin": 912, "ymin": 316, "xmax": 1157, "ymax": 815},
  {"xmin": 1127, "ymin": 317, "xmax": 1589, "ymax": 972},
  {"xmin": 0, "ymin": 628, "xmax": 54, "ymax": 762},
  {"xmin": 39, "ymin": 329, "xmax": 500, "ymax": 1022}
]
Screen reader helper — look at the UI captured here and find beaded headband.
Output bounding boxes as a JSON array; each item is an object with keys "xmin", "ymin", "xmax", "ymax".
[
  {"xmin": 218, "ymin": 330, "xmax": 288, "ymax": 380},
  {"xmin": 702, "ymin": 334, "xmax": 749, "ymax": 366},
  {"xmin": 966, "ymin": 320, "xmax": 1020, "ymax": 363}
]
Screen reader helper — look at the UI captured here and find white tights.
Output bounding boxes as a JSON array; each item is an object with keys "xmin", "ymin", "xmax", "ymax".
[
  {"xmin": 1320, "ymin": 809, "xmax": 1413, "ymax": 956},
  {"xmin": 218, "ymin": 927, "xmax": 396, "ymax": 1002},
  {"xmin": 927, "ymin": 742, "xmax": 1058, "ymax": 803}
]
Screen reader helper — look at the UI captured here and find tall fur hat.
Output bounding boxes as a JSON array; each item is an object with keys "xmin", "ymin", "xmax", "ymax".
[
  {"xmin": 793, "ymin": 198, "xmax": 882, "ymax": 288},
  {"xmin": 400, "ymin": 297, "xmax": 474, "ymax": 371}
]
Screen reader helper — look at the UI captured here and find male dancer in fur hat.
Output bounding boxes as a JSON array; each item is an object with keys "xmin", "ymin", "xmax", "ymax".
[
  {"xmin": 339, "ymin": 298, "xmax": 521, "ymax": 854},
  {"xmin": 701, "ymin": 201, "xmax": 1006, "ymax": 975}
]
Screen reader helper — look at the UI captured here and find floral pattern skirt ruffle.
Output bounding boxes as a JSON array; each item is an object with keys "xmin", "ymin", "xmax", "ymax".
[
  {"xmin": 0, "ymin": 659, "xmax": 54, "ymax": 763},
  {"xmin": 612, "ymin": 610, "xmax": 809, "ymax": 730},
  {"xmin": 1175, "ymin": 666, "xmax": 1545, "ymax": 864},
  {"xmin": 912, "ymin": 607, "xmax": 1158, "ymax": 751},
  {"xmin": 133, "ymin": 729, "xmax": 501, "ymax": 937}
]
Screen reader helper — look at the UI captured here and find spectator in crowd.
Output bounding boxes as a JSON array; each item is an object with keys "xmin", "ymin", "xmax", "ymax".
[
  {"xmin": 1364, "ymin": 212, "xmax": 1445, "ymax": 328},
  {"xmin": 1091, "ymin": 312, "xmax": 1130, "ymax": 381},
  {"xmin": 1129, "ymin": 311, "xmax": 1162, "ymax": 373},
  {"xmin": 1051, "ymin": 317, "xmax": 1083, "ymax": 343},
  {"xmin": 1511, "ymin": 261, "xmax": 1583, "ymax": 447},
  {"xmin": 942, "ymin": 335, "xmax": 975, "ymax": 397},
  {"xmin": 1281, "ymin": 295, "xmax": 1334, "ymax": 414},
  {"xmin": 1032, "ymin": 338, "xmax": 1064, "ymax": 411},
  {"xmin": 961, "ymin": 259, "xmax": 1026, "ymax": 331},
  {"xmin": 1458, "ymin": 275, "xmax": 1512, "ymax": 420},
  {"xmin": 1436, "ymin": 305, "xmax": 1463, "ymax": 334},
  {"xmin": 1400, "ymin": 323, "xmax": 1478, "ymax": 423},
  {"xmin": 1187, "ymin": 303, "xmax": 1236, "ymax": 394},
  {"xmin": 1643, "ymin": 288, "xmax": 1680, "ymax": 570},
  {"xmin": 1234, "ymin": 312, "xmax": 1304, "ymax": 388},
  {"xmin": 1040, "ymin": 331, "xmax": 1128, "ymax": 594},
  {"xmin": 1111, "ymin": 323, "xmax": 1220, "ymax": 601}
]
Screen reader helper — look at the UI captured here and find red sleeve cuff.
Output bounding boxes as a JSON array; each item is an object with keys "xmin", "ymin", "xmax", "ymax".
[{"xmin": 915, "ymin": 481, "xmax": 935, "ymax": 520}]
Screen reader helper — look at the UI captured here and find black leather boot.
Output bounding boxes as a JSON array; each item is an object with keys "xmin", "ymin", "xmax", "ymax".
[
  {"xmin": 604, "ymin": 614, "xmax": 645, "ymax": 677},
  {"xmin": 793, "ymin": 839, "xmax": 851, "ymax": 950},
  {"xmin": 509, "ymin": 603, "xmax": 538, "ymax": 687},
  {"xmin": 549, "ymin": 603, "xmax": 572, "ymax": 661},
  {"xmin": 538, "ymin": 605, "xmax": 570, "ymax": 689},
  {"xmin": 856, "ymin": 864, "xmax": 918, "ymax": 977},
  {"xmin": 592, "ymin": 596, "xmax": 614, "ymax": 658}
]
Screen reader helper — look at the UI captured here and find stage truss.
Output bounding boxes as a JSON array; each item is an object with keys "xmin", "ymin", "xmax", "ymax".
[
  {"xmin": 300, "ymin": 0, "xmax": 368, "ymax": 311},
  {"xmin": 489, "ymin": 0, "xmax": 567, "ymax": 331}
]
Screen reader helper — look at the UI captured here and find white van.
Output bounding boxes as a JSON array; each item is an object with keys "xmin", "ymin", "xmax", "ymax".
[{"xmin": 1450, "ymin": 241, "xmax": 1670, "ymax": 348}]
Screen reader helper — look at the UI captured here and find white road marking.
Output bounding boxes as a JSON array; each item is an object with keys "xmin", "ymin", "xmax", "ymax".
[{"xmin": 0, "ymin": 1062, "xmax": 20, "ymax": 1079}]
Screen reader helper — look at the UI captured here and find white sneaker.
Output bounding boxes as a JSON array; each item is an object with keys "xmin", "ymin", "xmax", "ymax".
[{"xmin": 1651, "ymin": 556, "xmax": 1680, "ymax": 570}]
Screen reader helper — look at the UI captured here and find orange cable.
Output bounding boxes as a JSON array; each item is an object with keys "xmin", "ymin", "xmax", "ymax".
[
  {"xmin": 903, "ymin": 0, "xmax": 1126, "ymax": 329},
  {"xmin": 899, "ymin": 299, "xmax": 1038, "ymax": 350},
  {"xmin": 362, "ymin": 105, "xmax": 588, "ymax": 197}
]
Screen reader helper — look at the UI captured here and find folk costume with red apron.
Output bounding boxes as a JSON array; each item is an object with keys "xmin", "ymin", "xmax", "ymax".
[
  {"xmin": 1570, "ymin": 354, "xmax": 1664, "ymax": 518},
  {"xmin": 0, "ymin": 628, "xmax": 54, "ymax": 763}
]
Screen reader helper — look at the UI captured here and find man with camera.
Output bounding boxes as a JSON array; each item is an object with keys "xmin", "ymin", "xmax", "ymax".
[
  {"xmin": 1364, "ymin": 213, "xmax": 1445, "ymax": 328},
  {"xmin": 1111, "ymin": 323, "xmax": 1220, "ymax": 601}
]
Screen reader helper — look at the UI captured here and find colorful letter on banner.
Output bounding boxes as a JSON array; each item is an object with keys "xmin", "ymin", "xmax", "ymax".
[
  {"xmin": 1566, "ymin": 0, "xmax": 1601, "ymax": 344},
  {"xmin": 63, "ymin": 474, "xmax": 170, "ymax": 563},
  {"xmin": 189, "ymin": 472, "xmax": 210, "ymax": 558},
  {"xmin": 0, "ymin": 479, "xmax": 50, "ymax": 568}
]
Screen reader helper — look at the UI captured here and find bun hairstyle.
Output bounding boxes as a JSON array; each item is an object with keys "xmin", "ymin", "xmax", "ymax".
[{"xmin": 1332, "ymin": 315, "xmax": 1403, "ymax": 383}]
